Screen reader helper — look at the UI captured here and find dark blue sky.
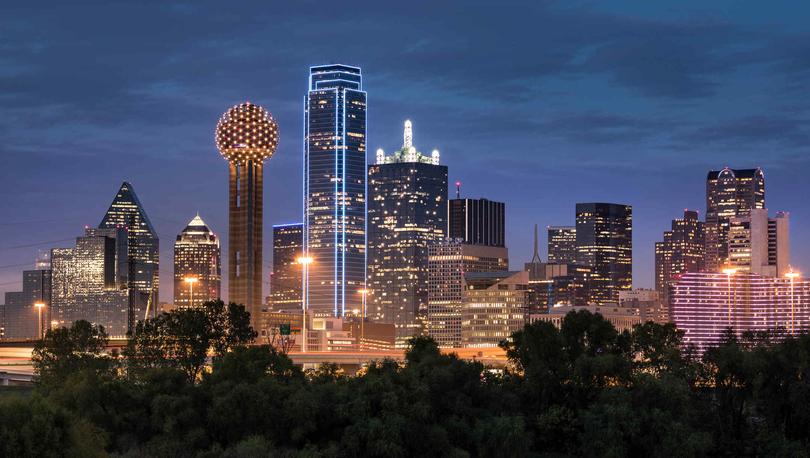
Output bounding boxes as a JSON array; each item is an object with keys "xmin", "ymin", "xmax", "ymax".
[{"xmin": 2, "ymin": 1, "xmax": 809, "ymax": 302}]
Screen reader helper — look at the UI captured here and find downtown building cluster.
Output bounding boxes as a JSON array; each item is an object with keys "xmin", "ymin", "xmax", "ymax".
[{"xmin": 1, "ymin": 66, "xmax": 806, "ymax": 357}]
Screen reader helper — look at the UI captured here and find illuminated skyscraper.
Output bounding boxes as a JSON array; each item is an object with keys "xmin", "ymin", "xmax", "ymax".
[
  {"xmin": 547, "ymin": 226, "xmax": 577, "ymax": 264},
  {"xmin": 461, "ymin": 271, "xmax": 528, "ymax": 348},
  {"xmin": 728, "ymin": 209, "xmax": 789, "ymax": 277},
  {"xmin": 367, "ymin": 120, "xmax": 448, "ymax": 343},
  {"xmin": 575, "ymin": 203, "xmax": 632, "ymax": 304},
  {"xmin": 51, "ymin": 228, "xmax": 132, "ymax": 337},
  {"xmin": 704, "ymin": 167, "xmax": 765, "ymax": 272},
  {"xmin": 304, "ymin": 64, "xmax": 367, "ymax": 317},
  {"xmin": 270, "ymin": 223, "xmax": 304, "ymax": 312},
  {"xmin": 448, "ymin": 198, "xmax": 505, "ymax": 247},
  {"xmin": 173, "ymin": 214, "xmax": 221, "ymax": 309},
  {"xmin": 655, "ymin": 210, "xmax": 705, "ymax": 298},
  {"xmin": 671, "ymin": 271, "xmax": 809, "ymax": 354},
  {"xmin": 99, "ymin": 181, "xmax": 159, "ymax": 315},
  {"xmin": 216, "ymin": 102, "xmax": 279, "ymax": 328},
  {"xmin": 427, "ymin": 240, "xmax": 508, "ymax": 347}
]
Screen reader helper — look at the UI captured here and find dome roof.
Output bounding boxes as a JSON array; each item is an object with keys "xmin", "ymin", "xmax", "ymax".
[{"xmin": 215, "ymin": 102, "xmax": 279, "ymax": 163}]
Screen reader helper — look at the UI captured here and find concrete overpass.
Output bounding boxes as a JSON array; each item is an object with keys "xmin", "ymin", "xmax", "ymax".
[{"xmin": 0, "ymin": 342, "xmax": 508, "ymax": 382}]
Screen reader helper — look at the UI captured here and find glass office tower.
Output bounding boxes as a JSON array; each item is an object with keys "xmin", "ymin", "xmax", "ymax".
[
  {"xmin": 270, "ymin": 223, "xmax": 304, "ymax": 312},
  {"xmin": 575, "ymin": 203, "xmax": 633, "ymax": 304},
  {"xmin": 304, "ymin": 64, "xmax": 367, "ymax": 317},
  {"xmin": 173, "ymin": 214, "xmax": 221, "ymax": 309}
]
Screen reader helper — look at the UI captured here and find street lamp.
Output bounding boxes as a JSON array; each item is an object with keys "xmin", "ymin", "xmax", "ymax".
[
  {"xmin": 184, "ymin": 276, "xmax": 199, "ymax": 308},
  {"xmin": 33, "ymin": 302, "xmax": 45, "ymax": 339},
  {"xmin": 722, "ymin": 267, "xmax": 737, "ymax": 327},
  {"xmin": 786, "ymin": 269, "xmax": 800, "ymax": 334},
  {"xmin": 357, "ymin": 288, "xmax": 368, "ymax": 351},
  {"xmin": 297, "ymin": 256, "xmax": 314, "ymax": 353}
]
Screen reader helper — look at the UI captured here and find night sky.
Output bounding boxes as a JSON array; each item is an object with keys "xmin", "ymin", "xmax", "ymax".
[{"xmin": 2, "ymin": 1, "xmax": 809, "ymax": 302}]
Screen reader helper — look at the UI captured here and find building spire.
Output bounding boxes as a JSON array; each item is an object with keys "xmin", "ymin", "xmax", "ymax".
[
  {"xmin": 403, "ymin": 119, "xmax": 413, "ymax": 149},
  {"xmin": 531, "ymin": 223, "xmax": 542, "ymax": 263}
]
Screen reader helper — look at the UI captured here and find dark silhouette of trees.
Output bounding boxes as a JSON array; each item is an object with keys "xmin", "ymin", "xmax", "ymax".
[{"xmin": 9, "ymin": 304, "xmax": 810, "ymax": 456}]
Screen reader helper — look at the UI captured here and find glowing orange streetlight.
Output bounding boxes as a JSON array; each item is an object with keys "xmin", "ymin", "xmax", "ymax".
[
  {"xmin": 297, "ymin": 256, "xmax": 314, "ymax": 352},
  {"xmin": 721, "ymin": 267, "xmax": 737, "ymax": 327},
  {"xmin": 33, "ymin": 302, "xmax": 45, "ymax": 339},
  {"xmin": 786, "ymin": 269, "xmax": 801, "ymax": 334},
  {"xmin": 184, "ymin": 277, "xmax": 199, "ymax": 308}
]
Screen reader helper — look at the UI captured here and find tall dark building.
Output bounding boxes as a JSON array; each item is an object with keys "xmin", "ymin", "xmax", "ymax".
[
  {"xmin": 2, "ymin": 268, "xmax": 51, "ymax": 339},
  {"xmin": 704, "ymin": 167, "xmax": 765, "ymax": 272},
  {"xmin": 173, "ymin": 214, "xmax": 221, "ymax": 309},
  {"xmin": 655, "ymin": 210, "xmax": 705, "ymax": 299},
  {"xmin": 547, "ymin": 226, "xmax": 577, "ymax": 264},
  {"xmin": 99, "ymin": 181, "xmax": 159, "ymax": 316},
  {"xmin": 367, "ymin": 120, "xmax": 448, "ymax": 343},
  {"xmin": 215, "ymin": 102, "xmax": 279, "ymax": 328},
  {"xmin": 448, "ymin": 198, "xmax": 505, "ymax": 247},
  {"xmin": 575, "ymin": 203, "xmax": 632, "ymax": 304},
  {"xmin": 271, "ymin": 223, "xmax": 304, "ymax": 312},
  {"xmin": 304, "ymin": 64, "xmax": 367, "ymax": 317}
]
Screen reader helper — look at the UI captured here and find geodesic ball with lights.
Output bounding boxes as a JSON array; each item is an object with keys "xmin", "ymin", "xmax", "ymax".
[{"xmin": 215, "ymin": 102, "xmax": 279, "ymax": 163}]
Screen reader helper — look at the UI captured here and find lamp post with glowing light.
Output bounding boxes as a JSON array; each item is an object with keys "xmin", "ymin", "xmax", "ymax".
[
  {"xmin": 184, "ymin": 276, "xmax": 199, "ymax": 308},
  {"xmin": 296, "ymin": 256, "xmax": 313, "ymax": 352},
  {"xmin": 786, "ymin": 269, "xmax": 800, "ymax": 334},
  {"xmin": 34, "ymin": 302, "xmax": 45, "ymax": 339},
  {"xmin": 357, "ymin": 288, "xmax": 368, "ymax": 351},
  {"xmin": 722, "ymin": 267, "xmax": 737, "ymax": 327}
]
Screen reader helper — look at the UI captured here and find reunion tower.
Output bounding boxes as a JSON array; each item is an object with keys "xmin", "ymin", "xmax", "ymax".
[{"xmin": 215, "ymin": 102, "xmax": 279, "ymax": 327}]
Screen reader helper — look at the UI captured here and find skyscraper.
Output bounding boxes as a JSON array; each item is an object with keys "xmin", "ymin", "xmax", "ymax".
[
  {"xmin": 216, "ymin": 102, "xmax": 279, "ymax": 328},
  {"xmin": 99, "ymin": 181, "xmax": 159, "ymax": 316},
  {"xmin": 461, "ymin": 271, "xmax": 528, "ymax": 348},
  {"xmin": 448, "ymin": 198, "xmax": 505, "ymax": 247},
  {"xmin": 728, "ymin": 209, "xmax": 789, "ymax": 277},
  {"xmin": 270, "ymin": 223, "xmax": 304, "ymax": 312},
  {"xmin": 427, "ymin": 240, "xmax": 508, "ymax": 347},
  {"xmin": 367, "ymin": 120, "xmax": 448, "ymax": 343},
  {"xmin": 547, "ymin": 226, "xmax": 577, "ymax": 264},
  {"xmin": 655, "ymin": 210, "xmax": 705, "ymax": 298},
  {"xmin": 304, "ymin": 64, "xmax": 367, "ymax": 317},
  {"xmin": 575, "ymin": 203, "xmax": 632, "ymax": 304},
  {"xmin": 51, "ymin": 227, "xmax": 132, "ymax": 337},
  {"xmin": 704, "ymin": 167, "xmax": 765, "ymax": 272},
  {"xmin": 671, "ymin": 271, "xmax": 809, "ymax": 354},
  {"xmin": 173, "ymin": 214, "xmax": 221, "ymax": 309},
  {"xmin": 1, "ymin": 266, "xmax": 51, "ymax": 339}
]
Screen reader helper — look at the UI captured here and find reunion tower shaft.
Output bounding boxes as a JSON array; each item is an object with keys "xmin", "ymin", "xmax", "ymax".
[{"xmin": 216, "ymin": 102, "xmax": 279, "ymax": 327}]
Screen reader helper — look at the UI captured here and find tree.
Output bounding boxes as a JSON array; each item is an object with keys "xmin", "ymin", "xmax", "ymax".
[
  {"xmin": 125, "ymin": 300, "xmax": 257, "ymax": 382},
  {"xmin": 31, "ymin": 320, "xmax": 114, "ymax": 386}
]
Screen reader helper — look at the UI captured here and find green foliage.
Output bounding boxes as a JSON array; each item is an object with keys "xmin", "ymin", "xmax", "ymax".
[
  {"xmin": 125, "ymin": 300, "xmax": 257, "ymax": 382},
  {"xmin": 17, "ymin": 308, "xmax": 810, "ymax": 456},
  {"xmin": 31, "ymin": 319, "xmax": 115, "ymax": 387}
]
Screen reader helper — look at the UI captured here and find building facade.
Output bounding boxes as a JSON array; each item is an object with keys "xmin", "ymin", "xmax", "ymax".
[
  {"xmin": 426, "ymin": 240, "xmax": 508, "ymax": 347},
  {"xmin": 704, "ymin": 168, "xmax": 765, "ymax": 272},
  {"xmin": 461, "ymin": 271, "xmax": 529, "ymax": 347},
  {"xmin": 575, "ymin": 203, "xmax": 633, "ymax": 304},
  {"xmin": 99, "ymin": 181, "xmax": 159, "ymax": 319},
  {"xmin": 1, "ymin": 268, "xmax": 51, "ymax": 339},
  {"xmin": 448, "ymin": 198, "xmax": 505, "ymax": 247},
  {"xmin": 270, "ymin": 223, "xmax": 304, "ymax": 312},
  {"xmin": 655, "ymin": 210, "xmax": 705, "ymax": 299},
  {"xmin": 173, "ymin": 214, "xmax": 221, "ymax": 309},
  {"xmin": 216, "ymin": 102, "xmax": 279, "ymax": 328},
  {"xmin": 51, "ymin": 228, "xmax": 133, "ymax": 337},
  {"xmin": 728, "ymin": 209, "xmax": 789, "ymax": 277},
  {"xmin": 367, "ymin": 120, "xmax": 448, "ymax": 343},
  {"xmin": 547, "ymin": 226, "xmax": 577, "ymax": 265},
  {"xmin": 304, "ymin": 64, "xmax": 367, "ymax": 317},
  {"xmin": 671, "ymin": 271, "xmax": 810, "ymax": 354}
]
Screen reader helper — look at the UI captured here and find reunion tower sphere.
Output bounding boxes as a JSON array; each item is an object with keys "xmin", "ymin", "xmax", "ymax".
[{"xmin": 215, "ymin": 102, "xmax": 279, "ymax": 163}]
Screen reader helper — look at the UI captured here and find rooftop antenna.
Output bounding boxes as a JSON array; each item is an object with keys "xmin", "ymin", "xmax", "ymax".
[
  {"xmin": 531, "ymin": 224, "xmax": 542, "ymax": 263},
  {"xmin": 455, "ymin": 181, "xmax": 461, "ymax": 199}
]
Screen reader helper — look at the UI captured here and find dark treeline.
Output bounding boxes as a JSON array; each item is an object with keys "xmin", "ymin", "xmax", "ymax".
[{"xmin": 2, "ymin": 301, "xmax": 810, "ymax": 457}]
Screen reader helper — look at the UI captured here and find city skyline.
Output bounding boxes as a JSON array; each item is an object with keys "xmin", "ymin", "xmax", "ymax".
[{"xmin": 3, "ymin": 2, "xmax": 810, "ymax": 303}]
